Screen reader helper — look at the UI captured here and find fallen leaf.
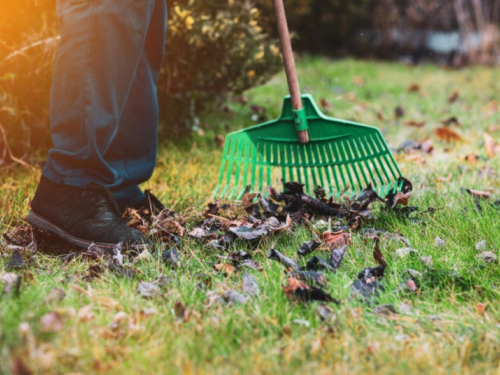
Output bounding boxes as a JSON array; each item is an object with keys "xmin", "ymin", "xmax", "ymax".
[
  {"xmin": 420, "ymin": 255, "xmax": 433, "ymax": 267},
  {"xmin": 484, "ymin": 100, "xmax": 499, "ymax": 114},
  {"xmin": 238, "ymin": 259, "xmax": 263, "ymax": 272},
  {"xmin": 390, "ymin": 192, "xmax": 412, "ymax": 207},
  {"xmin": 476, "ymin": 302, "xmax": 488, "ymax": 316},
  {"xmin": 476, "ymin": 240, "xmax": 487, "ymax": 251},
  {"xmin": 437, "ymin": 173, "xmax": 452, "ymax": 183},
  {"xmin": 483, "ymin": 133, "xmax": 500, "ymax": 157},
  {"xmin": 441, "ymin": 116, "xmax": 461, "ymax": 126},
  {"xmin": 487, "ymin": 125, "xmax": 500, "ymax": 132},
  {"xmin": 5, "ymin": 249, "xmax": 26, "ymax": 270},
  {"xmin": 420, "ymin": 139, "xmax": 434, "ymax": 154},
  {"xmin": 162, "ymin": 247, "xmax": 181, "ymax": 268},
  {"xmin": 305, "ymin": 256, "xmax": 334, "ymax": 272},
  {"xmin": 214, "ymin": 263, "xmax": 235, "ymax": 275},
  {"xmin": 43, "ymin": 288, "xmax": 66, "ymax": 304},
  {"xmin": 268, "ymin": 249, "xmax": 299, "ymax": 270},
  {"xmin": 435, "ymin": 127, "xmax": 461, "ymax": 142},
  {"xmin": 77, "ymin": 305, "xmax": 94, "ymax": 323},
  {"xmin": 188, "ymin": 227, "xmax": 217, "ymax": 239},
  {"xmin": 222, "ymin": 290, "xmax": 248, "ymax": 304},
  {"xmin": 10, "ymin": 357, "xmax": 33, "ymax": 375},
  {"xmin": 317, "ymin": 304, "xmax": 335, "ymax": 321},
  {"xmin": 448, "ymin": 90, "xmax": 460, "ymax": 103},
  {"xmin": 137, "ymin": 282, "xmax": 162, "ymax": 298},
  {"xmin": 374, "ymin": 304, "xmax": 397, "ymax": 315},
  {"xmin": 464, "ymin": 189, "xmax": 491, "ymax": 198},
  {"xmin": 1, "ymin": 272, "xmax": 22, "ymax": 296},
  {"xmin": 319, "ymin": 98, "xmax": 332, "ymax": 110},
  {"xmin": 465, "ymin": 154, "xmax": 479, "ymax": 164},
  {"xmin": 310, "ymin": 337, "xmax": 324, "ymax": 355},
  {"xmin": 283, "ymin": 277, "xmax": 336, "ymax": 303},
  {"xmin": 215, "ymin": 134, "xmax": 225, "ymax": 148},
  {"xmin": 352, "ymin": 279, "xmax": 384, "ymax": 301},
  {"xmin": 479, "ymin": 251, "xmax": 498, "ymax": 263},
  {"xmin": 406, "ymin": 279, "xmax": 418, "ymax": 292},
  {"xmin": 323, "ymin": 230, "xmax": 351, "ymax": 250},
  {"xmin": 289, "ymin": 271, "xmax": 327, "ymax": 287},
  {"xmin": 329, "ymin": 244, "xmax": 347, "ymax": 270},
  {"xmin": 407, "ymin": 83, "xmax": 420, "ymax": 93},
  {"xmin": 297, "ymin": 239, "xmax": 321, "ymax": 257},
  {"xmin": 434, "ymin": 236, "xmax": 445, "ymax": 248},
  {"xmin": 404, "ymin": 120, "xmax": 425, "ymax": 128},
  {"xmin": 395, "ymin": 247, "xmax": 418, "ymax": 258},
  {"xmin": 357, "ymin": 266, "xmax": 386, "ymax": 280},
  {"xmin": 394, "ymin": 106, "xmax": 405, "ymax": 119},
  {"xmin": 109, "ymin": 311, "xmax": 128, "ymax": 330},
  {"xmin": 372, "ymin": 237, "xmax": 387, "ymax": 267},
  {"xmin": 173, "ymin": 302, "xmax": 190, "ymax": 322},
  {"xmin": 40, "ymin": 311, "xmax": 64, "ymax": 332},
  {"xmin": 353, "ymin": 76, "xmax": 364, "ymax": 86},
  {"xmin": 242, "ymin": 272, "xmax": 259, "ymax": 296}
]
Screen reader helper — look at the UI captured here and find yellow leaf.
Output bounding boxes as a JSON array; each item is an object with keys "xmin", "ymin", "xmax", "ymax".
[
  {"xmin": 255, "ymin": 51, "xmax": 265, "ymax": 60},
  {"xmin": 247, "ymin": 70, "xmax": 256, "ymax": 78}
]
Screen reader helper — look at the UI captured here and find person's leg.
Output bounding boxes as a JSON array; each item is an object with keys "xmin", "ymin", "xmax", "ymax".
[
  {"xmin": 43, "ymin": 0, "xmax": 159, "ymax": 191},
  {"xmin": 29, "ymin": 0, "xmax": 164, "ymax": 249},
  {"xmin": 105, "ymin": 0, "xmax": 167, "ymax": 207}
]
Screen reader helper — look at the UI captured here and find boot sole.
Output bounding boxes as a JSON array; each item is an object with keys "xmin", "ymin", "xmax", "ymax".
[{"xmin": 27, "ymin": 210, "xmax": 147, "ymax": 251}]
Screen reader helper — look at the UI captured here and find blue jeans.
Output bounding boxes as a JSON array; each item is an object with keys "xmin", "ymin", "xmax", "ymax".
[{"xmin": 43, "ymin": 0, "xmax": 167, "ymax": 207}]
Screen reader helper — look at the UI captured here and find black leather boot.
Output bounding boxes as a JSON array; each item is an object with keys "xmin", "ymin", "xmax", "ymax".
[{"xmin": 28, "ymin": 176, "xmax": 147, "ymax": 250}]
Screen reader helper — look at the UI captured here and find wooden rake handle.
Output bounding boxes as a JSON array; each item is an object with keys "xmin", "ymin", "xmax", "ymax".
[{"xmin": 272, "ymin": 0, "xmax": 310, "ymax": 143}]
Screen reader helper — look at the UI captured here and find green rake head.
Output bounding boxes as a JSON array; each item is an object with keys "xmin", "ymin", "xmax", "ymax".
[{"xmin": 213, "ymin": 95, "xmax": 403, "ymax": 200}]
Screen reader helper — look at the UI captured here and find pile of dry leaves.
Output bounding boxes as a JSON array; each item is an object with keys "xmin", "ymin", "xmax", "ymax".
[{"xmin": 2, "ymin": 179, "xmax": 423, "ymax": 308}]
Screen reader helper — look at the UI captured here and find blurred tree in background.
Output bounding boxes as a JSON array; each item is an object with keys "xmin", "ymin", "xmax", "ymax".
[
  {"xmin": 2, "ymin": 0, "xmax": 500, "ymax": 165},
  {"xmin": 256, "ymin": 0, "xmax": 373, "ymax": 55}
]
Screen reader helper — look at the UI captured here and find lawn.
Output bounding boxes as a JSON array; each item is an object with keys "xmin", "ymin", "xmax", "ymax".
[{"xmin": 2, "ymin": 57, "xmax": 500, "ymax": 374}]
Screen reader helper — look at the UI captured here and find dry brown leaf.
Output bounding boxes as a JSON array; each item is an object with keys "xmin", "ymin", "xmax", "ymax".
[
  {"xmin": 353, "ymin": 76, "xmax": 364, "ymax": 86},
  {"xmin": 465, "ymin": 154, "xmax": 479, "ymax": 165},
  {"xmin": 483, "ymin": 133, "xmax": 500, "ymax": 157},
  {"xmin": 319, "ymin": 98, "xmax": 332, "ymax": 110},
  {"xmin": 372, "ymin": 238, "xmax": 387, "ymax": 267},
  {"xmin": 466, "ymin": 189, "xmax": 491, "ymax": 198},
  {"xmin": 214, "ymin": 263, "xmax": 235, "ymax": 276},
  {"xmin": 487, "ymin": 125, "xmax": 500, "ymax": 132},
  {"xmin": 448, "ymin": 90, "xmax": 460, "ymax": 103},
  {"xmin": 283, "ymin": 277, "xmax": 309, "ymax": 300},
  {"xmin": 40, "ymin": 311, "xmax": 64, "ymax": 333},
  {"xmin": 393, "ymin": 192, "xmax": 412, "ymax": 206},
  {"xmin": 435, "ymin": 127, "xmax": 461, "ymax": 142},
  {"xmin": 484, "ymin": 100, "xmax": 499, "ymax": 114},
  {"xmin": 394, "ymin": 106, "xmax": 405, "ymax": 119},
  {"xmin": 11, "ymin": 357, "xmax": 33, "ymax": 375},
  {"xmin": 77, "ymin": 305, "xmax": 95, "ymax": 323},
  {"xmin": 420, "ymin": 139, "xmax": 433, "ymax": 154},
  {"xmin": 476, "ymin": 302, "xmax": 488, "ymax": 316},
  {"xmin": 214, "ymin": 134, "xmax": 225, "ymax": 148},
  {"xmin": 407, "ymin": 83, "xmax": 420, "ymax": 93},
  {"xmin": 310, "ymin": 337, "xmax": 325, "ymax": 355},
  {"xmin": 437, "ymin": 173, "xmax": 452, "ymax": 183},
  {"xmin": 404, "ymin": 120, "xmax": 425, "ymax": 128},
  {"xmin": 407, "ymin": 280, "xmax": 418, "ymax": 292},
  {"xmin": 376, "ymin": 112, "xmax": 384, "ymax": 122},
  {"xmin": 322, "ymin": 230, "xmax": 352, "ymax": 250}
]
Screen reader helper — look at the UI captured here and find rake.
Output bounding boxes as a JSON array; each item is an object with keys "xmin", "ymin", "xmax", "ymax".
[{"xmin": 213, "ymin": 0, "xmax": 403, "ymax": 200}]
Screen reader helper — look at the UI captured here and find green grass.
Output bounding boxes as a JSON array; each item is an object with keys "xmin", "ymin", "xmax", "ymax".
[{"xmin": 3, "ymin": 57, "xmax": 500, "ymax": 374}]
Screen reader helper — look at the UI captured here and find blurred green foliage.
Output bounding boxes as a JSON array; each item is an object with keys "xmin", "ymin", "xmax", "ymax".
[{"xmin": 0, "ymin": 0, "xmax": 281, "ymax": 155}]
